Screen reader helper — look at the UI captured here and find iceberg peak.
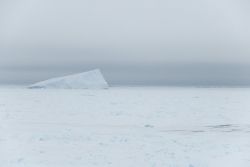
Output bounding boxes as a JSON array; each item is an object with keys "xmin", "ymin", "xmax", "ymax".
[{"xmin": 28, "ymin": 69, "xmax": 109, "ymax": 89}]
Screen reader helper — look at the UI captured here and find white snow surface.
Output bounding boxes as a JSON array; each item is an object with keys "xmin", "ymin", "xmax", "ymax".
[
  {"xmin": 28, "ymin": 69, "xmax": 108, "ymax": 89},
  {"xmin": 1, "ymin": 86, "xmax": 250, "ymax": 167}
]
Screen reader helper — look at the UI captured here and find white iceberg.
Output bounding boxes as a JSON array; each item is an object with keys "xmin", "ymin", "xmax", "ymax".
[{"xmin": 28, "ymin": 69, "xmax": 109, "ymax": 89}]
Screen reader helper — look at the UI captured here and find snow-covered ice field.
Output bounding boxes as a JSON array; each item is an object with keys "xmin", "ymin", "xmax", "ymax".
[{"xmin": 1, "ymin": 86, "xmax": 250, "ymax": 167}]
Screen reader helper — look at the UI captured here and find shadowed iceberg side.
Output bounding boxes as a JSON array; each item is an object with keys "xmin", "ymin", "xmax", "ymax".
[{"xmin": 28, "ymin": 69, "xmax": 109, "ymax": 89}]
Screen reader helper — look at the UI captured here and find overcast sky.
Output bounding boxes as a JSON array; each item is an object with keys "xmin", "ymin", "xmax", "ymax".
[{"xmin": 1, "ymin": 0, "xmax": 250, "ymax": 85}]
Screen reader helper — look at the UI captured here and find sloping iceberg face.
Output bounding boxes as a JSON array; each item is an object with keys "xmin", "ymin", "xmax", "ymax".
[{"xmin": 28, "ymin": 69, "xmax": 109, "ymax": 89}]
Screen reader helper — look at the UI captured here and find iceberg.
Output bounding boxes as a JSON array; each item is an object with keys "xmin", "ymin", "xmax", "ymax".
[{"xmin": 28, "ymin": 69, "xmax": 109, "ymax": 89}]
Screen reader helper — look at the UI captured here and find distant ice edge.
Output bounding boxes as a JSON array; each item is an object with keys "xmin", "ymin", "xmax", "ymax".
[{"xmin": 28, "ymin": 69, "xmax": 109, "ymax": 89}]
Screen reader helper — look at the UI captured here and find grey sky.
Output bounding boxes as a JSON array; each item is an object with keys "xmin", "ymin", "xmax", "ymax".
[{"xmin": 0, "ymin": 0, "xmax": 250, "ymax": 85}]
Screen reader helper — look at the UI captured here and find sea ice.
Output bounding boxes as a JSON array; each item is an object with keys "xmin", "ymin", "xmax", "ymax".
[{"xmin": 1, "ymin": 86, "xmax": 250, "ymax": 167}]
